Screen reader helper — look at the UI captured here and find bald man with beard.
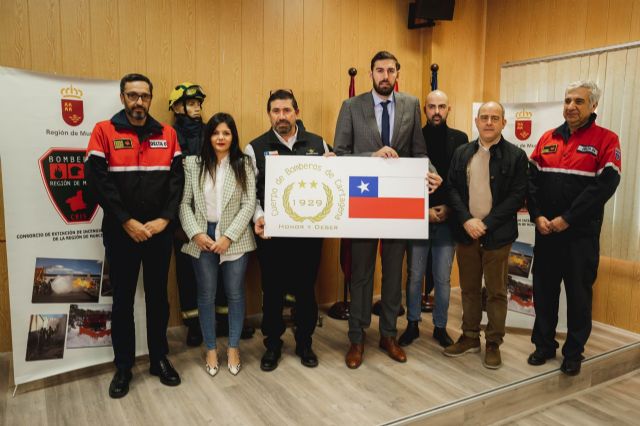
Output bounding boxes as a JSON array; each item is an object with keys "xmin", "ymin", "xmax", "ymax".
[{"xmin": 399, "ymin": 90, "xmax": 468, "ymax": 349}]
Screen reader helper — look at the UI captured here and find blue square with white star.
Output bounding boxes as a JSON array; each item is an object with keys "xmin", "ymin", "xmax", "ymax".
[{"xmin": 349, "ymin": 176, "xmax": 378, "ymax": 198}]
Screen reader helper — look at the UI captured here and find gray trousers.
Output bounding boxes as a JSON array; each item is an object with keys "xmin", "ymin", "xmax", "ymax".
[{"xmin": 348, "ymin": 238, "xmax": 406, "ymax": 343}]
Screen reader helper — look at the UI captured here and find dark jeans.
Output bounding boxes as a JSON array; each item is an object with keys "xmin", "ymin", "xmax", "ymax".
[
  {"xmin": 104, "ymin": 226, "xmax": 172, "ymax": 370},
  {"xmin": 532, "ymin": 230, "xmax": 599, "ymax": 360},
  {"xmin": 257, "ymin": 237, "xmax": 322, "ymax": 350}
]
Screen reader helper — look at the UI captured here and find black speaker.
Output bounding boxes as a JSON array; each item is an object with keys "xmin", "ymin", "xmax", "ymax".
[{"xmin": 408, "ymin": 0, "xmax": 455, "ymax": 29}]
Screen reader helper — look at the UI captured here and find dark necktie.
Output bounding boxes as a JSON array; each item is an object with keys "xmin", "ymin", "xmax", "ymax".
[{"xmin": 381, "ymin": 100, "xmax": 390, "ymax": 146}]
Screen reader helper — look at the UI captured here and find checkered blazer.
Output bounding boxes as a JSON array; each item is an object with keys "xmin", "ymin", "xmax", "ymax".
[{"xmin": 179, "ymin": 155, "xmax": 257, "ymax": 258}]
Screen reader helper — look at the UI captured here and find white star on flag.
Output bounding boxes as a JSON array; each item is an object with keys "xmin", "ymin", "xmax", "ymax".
[{"xmin": 357, "ymin": 180, "xmax": 370, "ymax": 194}]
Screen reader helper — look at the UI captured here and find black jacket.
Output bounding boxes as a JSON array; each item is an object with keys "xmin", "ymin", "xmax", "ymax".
[
  {"xmin": 173, "ymin": 115, "xmax": 204, "ymax": 156},
  {"xmin": 249, "ymin": 127, "xmax": 325, "ymax": 209},
  {"xmin": 447, "ymin": 136, "xmax": 528, "ymax": 249},
  {"xmin": 422, "ymin": 123, "xmax": 469, "ymax": 207}
]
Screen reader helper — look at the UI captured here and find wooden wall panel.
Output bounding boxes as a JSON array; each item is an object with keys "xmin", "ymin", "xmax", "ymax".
[
  {"xmin": 428, "ymin": 0, "xmax": 485, "ymax": 136},
  {"xmin": 282, "ymin": 0, "xmax": 304, "ymax": 130},
  {"xmin": 145, "ymin": 0, "xmax": 173, "ymax": 124},
  {"xmin": 218, "ymin": 1, "xmax": 243, "ymax": 125},
  {"xmin": 0, "ymin": 0, "xmax": 426, "ymax": 351},
  {"xmin": 118, "ymin": 0, "xmax": 147, "ymax": 81},
  {"xmin": 60, "ymin": 0, "xmax": 92, "ymax": 77},
  {"xmin": 28, "ymin": 0, "xmax": 62, "ymax": 73},
  {"xmin": 194, "ymin": 0, "xmax": 220, "ymax": 115},
  {"xmin": 241, "ymin": 0, "xmax": 265, "ymax": 143},
  {"xmin": 0, "ymin": 169, "xmax": 10, "ymax": 352},
  {"xmin": 170, "ymin": 0, "xmax": 197, "ymax": 95},
  {"xmin": 262, "ymin": 0, "xmax": 284, "ymax": 131},
  {"xmin": 0, "ymin": 0, "xmax": 31, "ymax": 69},
  {"xmin": 89, "ymin": 0, "xmax": 120, "ymax": 80}
]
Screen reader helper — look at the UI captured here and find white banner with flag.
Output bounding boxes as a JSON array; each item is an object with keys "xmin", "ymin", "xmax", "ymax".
[
  {"xmin": 472, "ymin": 101, "xmax": 566, "ymax": 330},
  {"xmin": 0, "ymin": 66, "xmax": 148, "ymax": 386},
  {"xmin": 264, "ymin": 156, "xmax": 430, "ymax": 239}
]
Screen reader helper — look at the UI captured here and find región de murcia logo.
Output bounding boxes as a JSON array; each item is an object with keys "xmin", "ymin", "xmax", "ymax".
[
  {"xmin": 61, "ymin": 84, "xmax": 84, "ymax": 126},
  {"xmin": 515, "ymin": 109, "xmax": 532, "ymax": 141},
  {"xmin": 39, "ymin": 148, "xmax": 98, "ymax": 224}
]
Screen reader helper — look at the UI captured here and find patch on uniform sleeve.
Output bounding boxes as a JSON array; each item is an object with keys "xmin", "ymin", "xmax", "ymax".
[
  {"xmin": 113, "ymin": 138, "xmax": 133, "ymax": 150},
  {"xmin": 265, "ymin": 151, "xmax": 279, "ymax": 156},
  {"xmin": 615, "ymin": 148, "xmax": 621, "ymax": 161},
  {"xmin": 577, "ymin": 144, "xmax": 598, "ymax": 156},
  {"xmin": 541, "ymin": 144, "xmax": 558, "ymax": 154},
  {"xmin": 149, "ymin": 139, "xmax": 168, "ymax": 148}
]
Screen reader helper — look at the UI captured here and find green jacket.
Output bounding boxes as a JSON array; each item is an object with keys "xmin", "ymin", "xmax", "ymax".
[{"xmin": 179, "ymin": 155, "xmax": 257, "ymax": 258}]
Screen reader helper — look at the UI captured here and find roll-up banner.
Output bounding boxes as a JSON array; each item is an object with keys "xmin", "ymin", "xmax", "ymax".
[{"xmin": 0, "ymin": 67, "xmax": 148, "ymax": 385}]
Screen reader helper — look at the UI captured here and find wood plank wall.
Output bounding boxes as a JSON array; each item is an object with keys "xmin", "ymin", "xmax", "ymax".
[
  {"xmin": 0, "ymin": 0, "xmax": 427, "ymax": 352},
  {"xmin": 2, "ymin": 0, "xmax": 639, "ymax": 353}
]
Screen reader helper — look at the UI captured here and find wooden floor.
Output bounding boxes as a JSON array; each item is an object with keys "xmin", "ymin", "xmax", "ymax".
[
  {"xmin": 1, "ymin": 289, "xmax": 639, "ymax": 426},
  {"xmin": 502, "ymin": 371, "xmax": 640, "ymax": 425}
]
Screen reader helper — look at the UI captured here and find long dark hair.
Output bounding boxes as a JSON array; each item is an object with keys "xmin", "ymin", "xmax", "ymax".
[{"xmin": 199, "ymin": 112, "xmax": 248, "ymax": 191}]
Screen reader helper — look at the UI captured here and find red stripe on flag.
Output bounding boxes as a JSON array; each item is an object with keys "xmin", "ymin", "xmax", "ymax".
[{"xmin": 349, "ymin": 197, "xmax": 424, "ymax": 219}]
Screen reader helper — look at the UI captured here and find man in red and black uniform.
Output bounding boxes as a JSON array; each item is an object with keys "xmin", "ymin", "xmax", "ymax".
[
  {"xmin": 86, "ymin": 74, "xmax": 184, "ymax": 398},
  {"xmin": 527, "ymin": 80, "xmax": 621, "ymax": 376}
]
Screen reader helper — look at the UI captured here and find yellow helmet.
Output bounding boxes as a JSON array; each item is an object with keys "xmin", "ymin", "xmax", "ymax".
[{"xmin": 168, "ymin": 82, "xmax": 206, "ymax": 110}]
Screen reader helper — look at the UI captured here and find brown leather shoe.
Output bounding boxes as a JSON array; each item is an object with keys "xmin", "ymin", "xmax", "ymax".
[
  {"xmin": 379, "ymin": 336, "xmax": 407, "ymax": 363},
  {"xmin": 346, "ymin": 343, "xmax": 364, "ymax": 369}
]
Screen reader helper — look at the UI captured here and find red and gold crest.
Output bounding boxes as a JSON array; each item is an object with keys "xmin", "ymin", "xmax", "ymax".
[
  {"xmin": 60, "ymin": 84, "xmax": 84, "ymax": 126},
  {"xmin": 514, "ymin": 109, "xmax": 532, "ymax": 141}
]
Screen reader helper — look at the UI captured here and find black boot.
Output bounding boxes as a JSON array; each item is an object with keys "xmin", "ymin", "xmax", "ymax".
[
  {"xmin": 433, "ymin": 327, "xmax": 454, "ymax": 348},
  {"xmin": 186, "ymin": 321, "xmax": 203, "ymax": 347},
  {"xmin": 398, "ymin": 321, "xmax": 419, "ymax": 346}
]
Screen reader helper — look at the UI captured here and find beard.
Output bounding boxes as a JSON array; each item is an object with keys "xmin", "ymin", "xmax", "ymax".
[
  {"xmin": 373, "ymin": 80, "xmax": 394, "ymax": 96},
  {"xmin": 125, "ymin": 105, "xmax": 148, "ymax": 121},
  {"xmin": 275, "ymin": 120, "xmax": 293, "ymax": 136},
  {"xmin": 427, "ymin": 114, "xmax": 446, "ymax": 127}
]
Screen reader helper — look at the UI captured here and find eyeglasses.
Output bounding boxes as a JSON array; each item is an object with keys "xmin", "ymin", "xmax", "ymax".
[
  {"xmin": 269, "ymin": 89, "xmax": 294, "ymax": 96},
  {"xmin": 123, "ymin": 92, "xmax": 152, "ymax": 102}
]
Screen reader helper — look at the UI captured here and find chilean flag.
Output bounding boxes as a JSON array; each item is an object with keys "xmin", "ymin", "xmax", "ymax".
[{"xmin": 348, "ymin": 176, "xmax": 425, "ymax": 219}]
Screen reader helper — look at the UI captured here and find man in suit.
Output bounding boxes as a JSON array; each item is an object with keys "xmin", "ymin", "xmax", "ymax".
[
  {"xmin": 245, "ymin": 89, "xmax": 333, "ymax": 371},
  {"xmin": 334, "ymin": 51, "xmax": 442, "ymax": 369},
  {"xmin": 399, "ymin": 90, "xmax": 468, "ymax": 348}
]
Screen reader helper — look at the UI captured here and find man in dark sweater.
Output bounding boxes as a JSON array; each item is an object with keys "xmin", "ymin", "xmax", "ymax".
[{"xmin": 399, "ymin": 90, "xmax": 468, "ymax": 348}]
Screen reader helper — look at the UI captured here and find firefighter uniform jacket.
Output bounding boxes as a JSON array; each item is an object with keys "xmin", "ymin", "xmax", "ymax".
[
  {"xmin": 528, "ymin": 113, "xmax": 621, "ymax": 236},
  {"xmin": 85, "ymin": 110, "xmax": 184, "ymax": 232}
]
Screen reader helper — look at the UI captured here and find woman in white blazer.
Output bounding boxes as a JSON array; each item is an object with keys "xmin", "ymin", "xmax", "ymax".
[{"xmin": 179, "ymin": 113, "xmax": 256, "ymax": 376}]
